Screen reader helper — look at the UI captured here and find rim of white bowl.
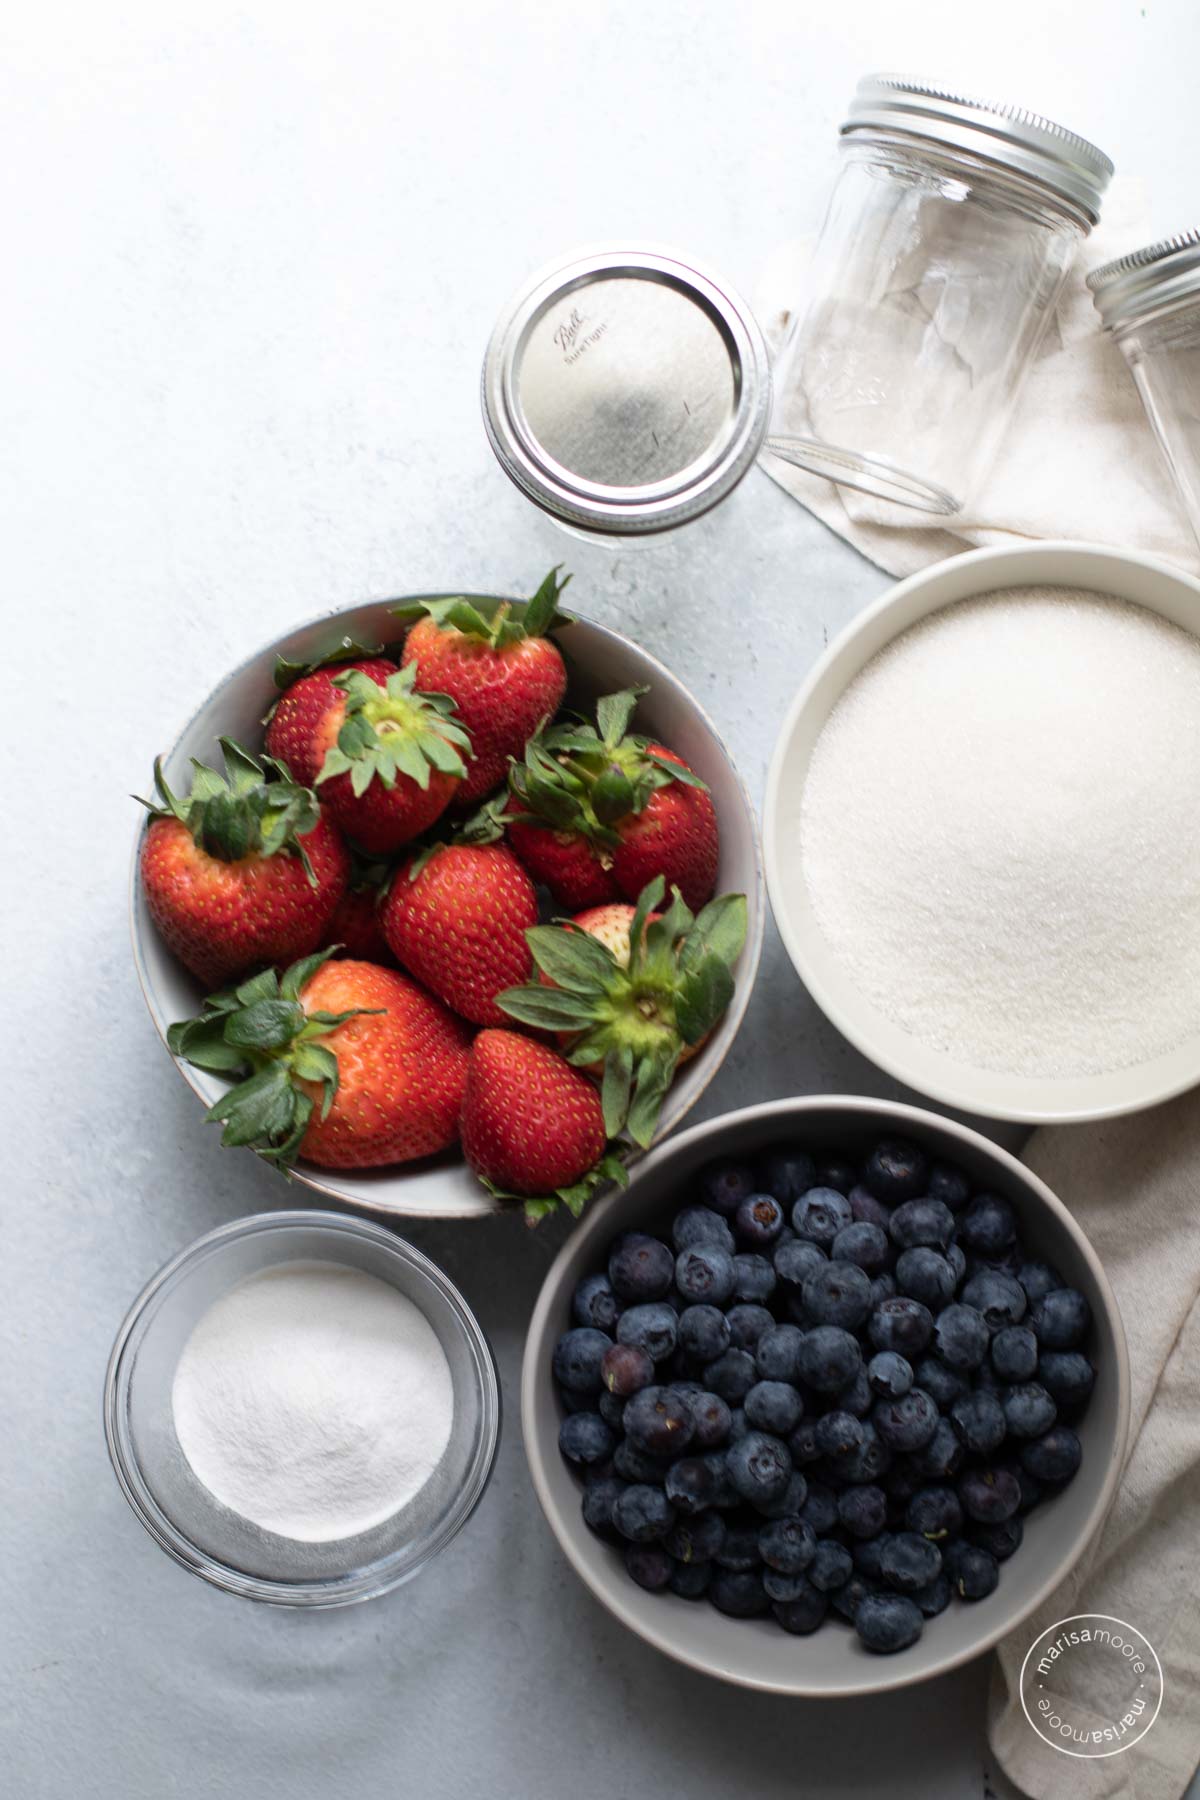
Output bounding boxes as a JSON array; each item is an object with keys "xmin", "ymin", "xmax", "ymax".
[
  {"xmin": 764, "ymin": 540, "xmax": 1200, "ymax": 1125},
  {"xmin": 520, "ymin": 1095, "xmax": 1131, "ymax": 1697},
  {"xmin": 129, "ymin": 593, "xmax": 765, "ymax": 1219}
]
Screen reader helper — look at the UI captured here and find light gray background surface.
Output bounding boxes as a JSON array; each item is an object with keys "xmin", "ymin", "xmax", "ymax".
[{"xmin": 4, "ymin": 3, "xmax": 1197, "ymax": 1796}]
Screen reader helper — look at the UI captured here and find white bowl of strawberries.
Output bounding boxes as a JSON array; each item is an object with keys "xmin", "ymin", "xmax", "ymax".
[{"xmin": 132, "ymin": 573, "xmax": 764, "ymax": 1220}]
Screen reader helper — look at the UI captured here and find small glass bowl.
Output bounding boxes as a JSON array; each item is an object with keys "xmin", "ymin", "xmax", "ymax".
[{"xmin": 104, "ymin": 1211, "xmax": 501, "ymax": 1606}]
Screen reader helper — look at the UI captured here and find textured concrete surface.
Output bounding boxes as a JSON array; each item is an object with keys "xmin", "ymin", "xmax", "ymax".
[{"xmin": 5, "ymin": 3, "xmax": 1197, "ymax": 1796}]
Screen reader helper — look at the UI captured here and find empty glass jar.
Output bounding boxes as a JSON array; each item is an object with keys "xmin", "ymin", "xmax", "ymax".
[
  {"xmin": 769, "ymin": 76, "xmax": 1113, "ymax": 514},
  {"xmin": 1088, "ymin": 232, "xmax": 1200, "ymax": 551}
]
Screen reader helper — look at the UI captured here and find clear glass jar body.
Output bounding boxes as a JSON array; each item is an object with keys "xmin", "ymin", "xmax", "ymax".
[
  {"xmin": 1110, "ymin": 300, "xmax": 1200, "ymax": 550},
  {"xmin": 769, "ymin": 135, "xmax": 1088, "ymax": 513}
]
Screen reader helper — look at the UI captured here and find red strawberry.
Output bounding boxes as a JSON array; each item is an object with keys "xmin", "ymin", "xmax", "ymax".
[
  {"xmin": 312, "ymin": 665, "xmax": 471, "ymax": 854},
  {"xmin": 506, "ymin": 688, "xmax": 718, "ymax": 911},
  {"xmin": 265, "ymin": 652, "xmax": 399, "ymax": 786},
  {"xmin": 395, "ymin": 568, "xmax": 570, "ymax": 806},
  {"xmin": 460, "ymin": 1029, "xmax": 626, "ymax": 1219},
  {"xmin": 168, "ymin": 950, "xmax": 471, "ymax": 1169},
  {"xmin": 321, "ymin": 855, "xmax": 395, "ymax": 964},
  {"xmin": 381, "ymin": 841, "xmax": 537, "ymax": 1026},
  {"xmin": 498, "ymin": 877, "xmax": 747, "ymax": 1147},
  {"xmin": 138, "ymin": 740, "xmax": 349, "ymax": 987}
]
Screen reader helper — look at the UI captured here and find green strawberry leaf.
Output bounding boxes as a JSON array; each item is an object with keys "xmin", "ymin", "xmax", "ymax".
[
  {"xmin": 223, "ymin": 999, "xmax": 306, "ymax": 1053},
  {"xmin": 675, "ymin": 953, "xmax": 735, "ymax": 1046},
  {"xmin": 644, "ymin": 748, "xmax": 710, "ymax": 791},
  {"xmin": 524, "ymin": 922, "xmax": 617, "ymax": 992},
  {"xmin": 205, "ymin": 1061, "xmax": 296, "ymax": 1146},
  {"xmin": 626, "ymin": 1047, "xmax": 680, "ymax": 1148},
  {"xmin": 165, "ymin": 1013, "xmax": 248, "ymax": 1072},
  {"xmin": 601, "ymin": 1044, "xmax": 634, "ymax": 1138},
  {"xmin": 392, "ymin": 568, "xmax": 573, "ymax": 648},
  {"xmin": 519, "ymin": 565, "xmax": 573, "ymax": 639},
  {"xmin": 596, "ymin": 687, "xmax": 647, "ymax": 748},
  {"xmin": 496, "ymin": 985, "xmax": 599, "ymax": 1031},
  {"xmin": 271, "ymin": 636, "xmax": 386, "ymax": 692},
  {"xmin": 280, "ymin": 946, "xmax": 338, "ymax": 1002},
  {"xmin": 680, "ymin": 892, "xmax": 748, "ymax": 974}
]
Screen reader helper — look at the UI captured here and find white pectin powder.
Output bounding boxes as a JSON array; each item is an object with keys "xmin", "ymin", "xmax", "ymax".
[
  {"xmin": 171, "ymin": 1261, "xmax": 454, "ymax": 1543},
  {"xmin": 799, "ymin": 587, "xmax": 1200, "ymax": 1079}
]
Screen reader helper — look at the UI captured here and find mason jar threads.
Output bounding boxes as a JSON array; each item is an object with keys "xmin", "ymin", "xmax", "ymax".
[
  {"xmin": 768, "ymin": 76, "xmax": 1114, "ymax": 515},
  {"xmin": 1088, "ymin": 232, "xmax": 1200, "ymax": 550},
  {"xmin": 482, "ymin": 246, "xmax": 771, "ymax": 541}
]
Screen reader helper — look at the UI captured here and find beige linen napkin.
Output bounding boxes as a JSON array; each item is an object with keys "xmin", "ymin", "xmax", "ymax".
[
  {"xmin": 754, "ymin": 178, "xmax": 1200, "ymax": 579},
  {"xmin": 984, "ymin": 1096, "xmax": 1200, "ymax": 1800}
]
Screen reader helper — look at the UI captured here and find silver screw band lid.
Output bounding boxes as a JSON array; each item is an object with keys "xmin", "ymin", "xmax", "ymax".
[
  {"xmin": 1088, "ymin": 231, "xmax": 1200, "ymax": 331},
  {"xmin": 842, "ymin": 74, "xmax": 1113, "ymax": 226},
  {"xmin": 482, "ymin": 245, "xmax": 771, "ymax": 537}
]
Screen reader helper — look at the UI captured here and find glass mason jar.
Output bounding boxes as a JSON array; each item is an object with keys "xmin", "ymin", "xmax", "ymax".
[
  {"xmin": 482, "ymin": 245, "xmax": 771, "ymax": 545},
  {"xmin": 1088, "ymin": 232, "xmax": 1200, "ymax": 551},
  {"xmin": 768, "ymin": 77, "xmax": 1113, "ymax": 514}
]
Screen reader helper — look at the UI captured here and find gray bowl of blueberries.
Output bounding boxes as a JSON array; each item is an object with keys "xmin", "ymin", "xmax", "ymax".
[{"xmin": 521, "ymin": 1097, "xmax": 1130, "ymax": 1696}]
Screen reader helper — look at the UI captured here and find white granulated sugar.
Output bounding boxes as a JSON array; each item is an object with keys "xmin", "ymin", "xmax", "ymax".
[
  {"xmin": 799, "ymin": 587, "xmax": 1200, "ymax": 1078},
  {"xmin": 172, "ymin": 1261, "xmax": 454, "ymax": 1543}
]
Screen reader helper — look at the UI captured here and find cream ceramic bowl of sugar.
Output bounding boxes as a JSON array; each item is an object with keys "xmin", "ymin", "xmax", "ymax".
[
  {"xmin": 105, "ymin": 1211, "xmax": 500, "ymax": 1604},
  {"xmin": 765, "ymin": 541, "xmax": 1200, "ymax": 1124}
]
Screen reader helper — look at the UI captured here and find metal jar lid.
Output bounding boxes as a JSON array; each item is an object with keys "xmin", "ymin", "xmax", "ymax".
[
  {"xmin": 481, "ymin": 245, "xmax": 771, "ymax": 537},
  {"xmin": 842, "ymin": 74, "xmax": 1113, "ymax": 226},
  {"xmin": 1087, "ymin": 231, "xmax": 1200, "ymax": 332}
]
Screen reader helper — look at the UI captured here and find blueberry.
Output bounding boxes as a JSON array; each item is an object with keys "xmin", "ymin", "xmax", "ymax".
[
  {"xmin": 968, "ymin": 1516, "xmax": 1023, "ymax": 1561},
  {"xmin": 808, "ymin": 1539, "xmax": 853, "ymax": 1591},
  {"xmin": 946, "ymin": 1242, "xmax": 967, "ymax": 1285},
  {"xmin": 672, "ymin": 1206, "xmax": 735, "ymax": 1255},
  {"xmin": 861, "ymin": 1137, "xmax": 927, "ymax": 1203},
  {"xmin": 608, "ymin": 1232, "xmax": 674, "ymax": 1302},
  {"xmin": 700, "ymin": 1450, "xmax": 739, "ymax": 1509},
  {"xmin": 703, "ymin": 1346, "xmax": 758, "ymax": 1403},
  {"xmin": 912, "ymin": 1572, "xmax": 953, "ymax": 1617},
  {"xmin": 666, "ymin": 1509, "xmax": 726, "ymax": 1563},
  {"xmin": 802, "ymin": 1261, "xmax": 873, "ymax": 1330},
  {"xmin": 726, "ymin": 1303, "xmax": 775, "ymax": 1350},
  {"xmin": 799, "ymin": 1480, "xmax": 839, "ymax": 1536},
  {"xmin": 665, "ymin": 1457, "xmax": 719, "ymax": 1515},
  {"xmin": 1037, "ymin": 1351, "xmax": 1096, "ymax": 1410},
  {"xmin": 558, "ymin": 1411, "xmax": 614, "ymax": 1465},
  {"xmin": 838, "ymin": 1484, "xmax": 887, "ymax": 1539},
  {"xmin": 814, "ymin": 1410, "xmax": 865, "ymax": 1461},
  {"xmin": 873, "ymin": 1388, "xmax": 939, "ymax": 1452},
  {"xmin": 795, "ymin": 1326, "xmax": 862, "ymax": 1392},
  {"xmin": 727, "ymin": 1431, "xmax": 792, "ymax": 1506},
  {"xmin": 913, "ymin": 1355, "xmax": 968, "ymax": 1408},
  {"xmin": 830, "ymin": 1573, "xmax": 881, "ymax": 1621},
  {"xmin": 959, "ymin": 1194, "xmax": 1015, "ymax": 1258},
  {"xmin": 1003, "ymin": 1382, "xmax": 1057, "ymax": 1439},
  {"xmin": 961, "ymin": 1269, "xmax": 1027, "ymax": 1331},
  {"xmin": 834, "ymin": 1365, "xmax": 874, "ymax": 1419},
  {"xmin": 1020, "ymin": 1425, "xmax": 1082, "ymax": 1484},
  {"xmin": 1031, "ymin": 1289, "xmax": 1090, "ymax": 1350},
  {"xmin": 686, "ymin": 1390, "xmax": 732, "ymax": 1450},
  {"xmin": 882, "ymin": 1459, "xmax": 923, "ymax": 1504},
  {"xmin": 934, "ymin": 1303, "xmax": 989, "ymax": 1370},
  {"xmin": 927, "ymin": 1161, "xmax": 971, "ymax": 1211},
  {"xmin": 755, "ymin": 1469, "xmax": 810, "ymax": 1520},
  {"xmin": 714, "ymin": 1517, "xmax": 763, "ymax": 1570},
  {"xmin": 848, "ymin": 1184, "xmax": 893, "ymax": 1230},
  {"xmin": 772, "ymin": 1584, "xmax": 829, "ymax": 1633},
  {"xmin": 852, "ymin": 1534, "xmax": 892, "ymax": 1580},
  {"xmin": 949, "ymin": 1390, "xmax": 1006, "ymax": 1457},
  {"xmin": 840, "ymin": 1420, "xmax": 893, "ymax": 1484},
  {"xmin": 959, "ymin": 1466, "xmax": 1022, "ymax": 1524},
  {"xmin": 731, "ymin": 1253, "xmax": 777, "ymax": 1305},
  {"xmin": 868, "ymin": 1352, "xmax": 914, "ymax": 1399},
  {"xmin": 755, "ymin": 1323, "xmax": 804, "ymax": 1383},
  {"xmin": 944, "ymin": 1540, "xmax": 999, "ymax": 1600},
  {"xmin": 735, "ymin": 1193, "xmax": 786, "ymax": 1249},
  {"xmin": 814, "ymin": 1155, "xmax": 857, "ymax": 1194},
  {"xmin": 668, "ymin": 1558, "xmax": 712, "ymax": 1599},
  {"xmin": 869, "ymin": 1296, "xmax": 934, "ymax": 1357},
  {"xmin": 1017, "ymin": 1259, "xmax": 1062, "ymax": 1305},
  {"xmin": 879, "ymin": 1531, "xmax": 942, "ymax": 1593},
  {"xmin": 581, "ymin": 1472, "xmax": 625, "ymax": 1535},
  {"xmin": 1014, "ymin": 1465, "xmax": 1043, "ymax": 1513},
  {"xmin": 905, "ymin": 1484, "xmax": 963, "ymax": 1541},
  {"xmin": 710, "ymin": 1569, "xmax": 769, "ymax": 1617},
  {"xmin": 868, "ymin": 1272, "xmax": 898, "ymax": 1310},
  {"xmin": 552, "ymin": 1328, "xmax": 612, "ymax": 1393},
  {"xmin": 992, "ymin": 1325, "xmax": 1038, "ymax": 1382},
  {"xmin": 600, "ymin": 1341, "xmax": 654, "ymax": 1397},
  {"xmin": 624, "ymin": 1385, "xmax": 694, "ymax": 1456},
  {"xmin": 759, "ymin": 1514, "xmax": 817, "ymax": 1573},
  {"xmin": 773, "ymin": 1239, "xmax": 827, "ymax": 1292},
  {"xmin": 624, "ymin": 1542, "xmax": 674, "ymax": 1589},
  {"xmin": 911, "ymin": 1417, "xmax": 966, "ymax": 1481},
  {"xmin": 677, "ymin": 1303, "xmax": 731, "ymax": 1364},
  {"xmin": 855, "ymin": 1592, "xmax": 924, "ymax": 1652},
  {"xmin": 699, "ymin": 1159, "xmax": 757, "ymax": 1217},
  {"xmin": 616, "ymin": 1302, "xmax": 678, "ymax": 1362},
  {"xmin": 598, "ymin": 1390, "xmax": 626, "ymax": 1432},
  {"xmin": 727, "ymin": 1407, "xmax": 750, "ymax": 1442},
  {"xmin": 757, "ymin": 1147, "xmax": 817, "ymax": 1203},
  {"xmin": 572, "ymin": 1272, "xmax": 620, "ymax": 1333},
  {"xmin": 895, "ymin": 1248, "xmax": 957, "ymax": 1310},
  {"xmin": 788, "ymin": 1419, "xmax": 822, "ymax": 1466},
  {"xmin": 889, "ymin": 1197, "xmax": 955, "ymax": 1251},
  {"xmin": 674, "ymin": 1244, "xmax": 736, "ymax": 1306},
  {"xmin": 793, "ymin": 1187, "xmax": 853, "ymax": 1248},
  {"xmin": 613, "ymin": 1484, "xmax": 675, "ymax": 1542},
  {"xmin": 745, "ymin": 1380, "xmax": 804, "ymax": 1436},
  {"xmin": 831, "ymin": 1221, "xmax": 891, "ymax": 1273},
  {"xmin": 613, "ymin": 1439, "xmax": 666, "ymax": 1483}
]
